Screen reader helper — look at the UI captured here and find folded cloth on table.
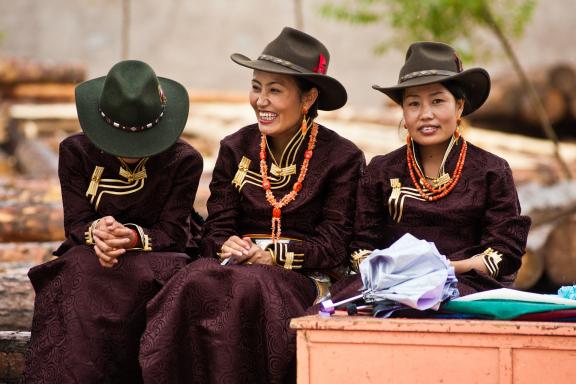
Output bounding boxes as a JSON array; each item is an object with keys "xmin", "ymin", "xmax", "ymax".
[
  {"xmin": 452, "ymin": 288, "xmax": 576, "ymax": 305},
  {"xmin": 441, "ymin": 299, "xmax": 576, "ymax": 320}
]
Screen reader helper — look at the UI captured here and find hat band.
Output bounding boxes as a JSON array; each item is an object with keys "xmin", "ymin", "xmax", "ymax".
[
  {"xmin": 400, "ymin": 69, "xmax": 458, "ymax": 83},
  {"xmin": 258, "ymin": 54, "xmax": 310, "ymax": 74},
  {"xmin": 99, "ymin": 105, "xmax": 166, "ymax": 133}
]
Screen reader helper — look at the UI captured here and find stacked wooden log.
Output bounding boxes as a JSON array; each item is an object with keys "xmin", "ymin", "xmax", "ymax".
[
  {"xmin": 468, "ymin": 64, "xmax": 576, "ymax": 139},
  {"xmin": 513, "ymin": 181, "xmax": 576, "ymax": 290},
  {"xmin": 0, "ymin": 58, "xmax": 85, "ymax": 103}
]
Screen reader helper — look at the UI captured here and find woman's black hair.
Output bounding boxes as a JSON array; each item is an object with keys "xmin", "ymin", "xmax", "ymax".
[
  {"xmin": 295, "ymin": 77, "xmax": 319, "ymax": 120},
  {"xmin": 401, "ymin": 80, "xmax": 469, "ymax": 110},
  {"xmin": 442, "ymin": 80, "xmax": 467, "ymax": 103}
]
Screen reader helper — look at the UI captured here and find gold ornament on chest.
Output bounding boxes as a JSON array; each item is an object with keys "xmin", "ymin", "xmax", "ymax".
[
  {"xmin": 269, "ymin": 163, "xmax": 296, "ymax": 177},
  {"xmin": 119, "ymin": 166, "xmax": 147, "ymax": 183},
  {"xmin": 423, "ymin": 172, "xmax": 452, "ymax": 189}
]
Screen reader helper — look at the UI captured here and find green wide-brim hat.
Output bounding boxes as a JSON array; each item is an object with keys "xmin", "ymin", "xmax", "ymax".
[
  {"xmin": 372, "ymin": 41, "xmax": 490, "ymax": 116},
  {"xmin": 75, "ymin": 60, "xmax": 189, "ymax": 158},
  {"xmin": 231, "ymin": 27, "xmax": 347, "ymax": 111}
]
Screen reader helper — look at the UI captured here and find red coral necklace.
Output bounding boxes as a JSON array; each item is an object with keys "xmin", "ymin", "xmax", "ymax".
[
  {"xmin": 406, "ymin": 134, "xmax": 467, "ymax": 201},
  {"xmin": 260, "ymin": 122, "xmax": 318, "ymax": 243}
]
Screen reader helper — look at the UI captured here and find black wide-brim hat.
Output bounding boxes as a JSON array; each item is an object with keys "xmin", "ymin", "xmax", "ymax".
[
  {"xmin": 75, "ymin": 60, "xmax": 189, "ymax": 158},
  {"xmin": 372, "ymin": 41, "xmax": 490, "ymax": 116},
  {"xmin": 231, "ymin": 27, "xmax": 347, "ymax": 111}
]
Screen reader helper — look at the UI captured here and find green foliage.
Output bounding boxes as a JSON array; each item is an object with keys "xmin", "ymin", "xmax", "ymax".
[{"xmin": 319, "ymin": 0, "xmax": 536, "ymax": 62}]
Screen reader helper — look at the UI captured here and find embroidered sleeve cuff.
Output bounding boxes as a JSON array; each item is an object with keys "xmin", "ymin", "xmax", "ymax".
[
  {"xmin": 266, "ymin": 243, "xmax": 303, "ymax": 270},
  {"xmin": 124, "ymin": 223, "xmax": 152, "ymax": 251},
  {"xmin": 351, "ymin": 249, "xmax": 372, "ymax": 273},
  {"xmin": 84, "ymin": 219, "xmax": 102, "ymax": 245},
  {"xmin": 480, "ymin": 247, "xmax": 503, "ymax": 278}
]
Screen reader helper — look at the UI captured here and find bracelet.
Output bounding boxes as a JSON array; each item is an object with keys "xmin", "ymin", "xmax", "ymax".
[
  {"xmin": 84, "ymin": 218, "xmax": 102, "ymax": 245},
  {"xmin": 127, "ymin": 228, "xmax": 139, "ymax": 249},
  {"xmin": 123, "ymin": 223, "xmax": 152, "ymax": 251}
]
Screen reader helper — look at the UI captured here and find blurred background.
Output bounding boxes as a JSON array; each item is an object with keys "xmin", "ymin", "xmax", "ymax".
[{"xmin": 0, "ymin": 0, "xmax": 575, "ymax": 339}]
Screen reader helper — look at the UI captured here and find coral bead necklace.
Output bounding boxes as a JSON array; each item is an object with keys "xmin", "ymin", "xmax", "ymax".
[
  {"xmin": 406, "ymin": 133, "xmax": 467, "ymax": 201},
  {"xmin": 260, "ymin": 122, "xmax": 318, "ymax": 243}
]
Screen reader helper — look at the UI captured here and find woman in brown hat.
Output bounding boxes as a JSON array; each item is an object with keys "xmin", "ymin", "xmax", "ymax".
[
  {"xmin": 22, "ymin": 60, "xmax": 203, "ymax": 383},
  {"xmin": 332, "ymin": 41, "xmax": 531, "ymax": 304},
  {"xmin": 139, "ymin": 27, "xmax": 364, "ymax": 383}
]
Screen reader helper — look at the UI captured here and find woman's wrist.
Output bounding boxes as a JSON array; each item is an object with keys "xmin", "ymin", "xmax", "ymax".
[{"xmin": 451, "ymin": 255, "xmax": 489, "ymax": 274}]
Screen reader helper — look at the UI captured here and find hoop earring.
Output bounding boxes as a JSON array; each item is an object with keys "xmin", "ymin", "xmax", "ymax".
[{"xmin": 301, "ymin": 106, "xmax": 308, "ymax": 134}]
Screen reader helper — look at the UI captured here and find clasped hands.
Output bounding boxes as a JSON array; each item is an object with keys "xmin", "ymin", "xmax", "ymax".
[
  {"xmin": 92, "ymin": 216, "xmax": 138, "ymax": 268},
  {"xmin": 220, "ymin": 236, "xmax": 273, "ymax": 265}
]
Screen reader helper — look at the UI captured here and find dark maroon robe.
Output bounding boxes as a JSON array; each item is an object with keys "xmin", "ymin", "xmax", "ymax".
[
  {"xmin": 330, "ymin": 140, "xmax": 531, "ymax": 303},
  {"xmin": 139, "ymin": 123, "xmax": 365, "ymax": 383},
  {"xmin": 22, "ymin": 133, "xmax": 203, "ymax": 384}
]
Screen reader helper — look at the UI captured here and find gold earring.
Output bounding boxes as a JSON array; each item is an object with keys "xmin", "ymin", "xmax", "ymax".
[
  {"xmin": 301, "ymin": 106, "xmax": 308, "ymax": 134},
  {"xmin": 454, "ymin": 118, "xmax": 462, "ymax": 140}
]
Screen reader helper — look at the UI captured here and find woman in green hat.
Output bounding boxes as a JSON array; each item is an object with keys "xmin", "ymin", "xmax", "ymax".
[
  {"xmin": 332, "ymin": 41, "xmax": 531, "ymax": 304},
  {"xmin": 139, "ymin": 27, "xmax": 365, "ymax": 383},
  {"xmin": 22, "ymin": 60, "xmax": 203, "ymax": 383}
]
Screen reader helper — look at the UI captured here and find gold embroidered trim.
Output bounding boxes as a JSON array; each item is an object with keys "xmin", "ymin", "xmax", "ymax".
[
  {"xmin": 86, "ymin": 158, "xmax": 149, "ymax": 210},
  {"xmin": 307, "ymin": 272, "xmax": 332, "ymax": 304},
  {"xmin": 232, "ymin": 156, "xmax": 251, "ymax": 189},
  {"xmin": 267, "ymin": 242, "xmax": 304, "ymax": 269},
  {"xmin": 351, "ymin": 249, "xmax": 372, "ymax": 273},
  {"xmin": 481, "ymin": 247, "xmax": 503, "ymax": 278},
  {"xmin": 84, "ymin": 218, "xmax": 102, "ymax": 245},
  {"xmin": 231, "ymin": 122, "xmax": 310, "ymax": 191},
  {"xmin": 124, "ymin": 223, "xmax": 152, "ymax": 251},
  {"xmin": 388, "ymin": 178, "xmax": 425, "ymax": 223},
  {"xmin": 86, "ymin": 166, "xmax": 104, "ymax": 203}
]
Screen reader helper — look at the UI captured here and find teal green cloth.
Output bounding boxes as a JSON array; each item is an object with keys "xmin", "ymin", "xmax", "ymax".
[{"xmin": 440, "ymin": 299, "xmax": 576, "ymax": 320}]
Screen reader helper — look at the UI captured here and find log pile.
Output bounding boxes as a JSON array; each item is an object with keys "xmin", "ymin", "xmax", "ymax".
[
  {"xmin": 468, "ymin": 64, "xmax": 576, "ymax": 139},
  {"xmin": 512, "ymin": 181, "xmax": 576, "ymax": 290},
  {"xmin": 0, "ymin": 58, "xmax": 85, "ymax": 103}
]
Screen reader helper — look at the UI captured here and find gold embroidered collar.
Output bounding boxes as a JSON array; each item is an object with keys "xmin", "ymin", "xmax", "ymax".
[
  {"xmin": 85, "ymin": 157, "xmax": 149, "ymax": 210},
  {"xmin": 232, "ymin": 121, "xmax": 312, "ymax": 191}
]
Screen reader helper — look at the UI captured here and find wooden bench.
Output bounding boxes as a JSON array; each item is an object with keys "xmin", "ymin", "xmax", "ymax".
[{"xmin": 291, "ymin": 315, "xmax": 576, "ymax": 384}]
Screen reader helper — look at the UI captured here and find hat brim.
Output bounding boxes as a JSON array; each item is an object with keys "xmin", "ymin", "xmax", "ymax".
[
  {"xmin": 75, "ymin": 76, "xmax": 189, "ymax": 158},
  {"xmin": 372, "ymin": 68, "xmax": 490, "ymax": 116},
  {"xmin": 231, "ymin": 53, "xmax": 347, "ymax": 111}
]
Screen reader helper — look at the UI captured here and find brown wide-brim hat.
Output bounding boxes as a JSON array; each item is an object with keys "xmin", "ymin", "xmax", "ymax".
[
  {"xmin": 231, "ymin": 27, "xmax": 347, "ymax": 111},
  {"xmin": 76, "ymin": 60, "xmax": 189, "ymax": 158},
  {"xmin": 372, "ymin": 41, "xmax": 490, "ymax": 116}
]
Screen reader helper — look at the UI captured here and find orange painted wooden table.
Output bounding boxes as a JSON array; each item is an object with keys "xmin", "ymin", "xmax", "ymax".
[{"xmin": 290, "ymin": 315, "xmax": 576, "ymax": 384}]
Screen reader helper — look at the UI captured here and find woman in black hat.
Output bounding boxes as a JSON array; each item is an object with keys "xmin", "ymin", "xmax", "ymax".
[
  {"xmin": 139, "ymin": 27, "xmax": 364, "ymax": 383},
  {"xmin": 333, "ymin": 42, "xmax": 531, "ymax": 303},
  {"xmin": 22, "ymin": 60, "xmax": 203, "ymax": 383}
]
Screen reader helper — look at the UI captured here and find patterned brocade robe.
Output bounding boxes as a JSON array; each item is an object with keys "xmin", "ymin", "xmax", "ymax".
[
  {"xmin": 336, "ymin": 140, "xmax": 531, "ymax": 299},
  {"xmin": 22, "ymin": 133, "xmax": 203, "ymax": 384},
  {"xmin": 139, "ymin": 123, "xmax": 365, "ymax": 384}
]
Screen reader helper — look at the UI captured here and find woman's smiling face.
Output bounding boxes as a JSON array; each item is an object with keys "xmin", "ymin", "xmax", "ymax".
[
  {"xmin": 402, "ymin": 82, "xmax": 464, "ymax": 148},
  {"xmin": 249, "ymin": 70, "xmax": 314, "ymax": 139}
]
